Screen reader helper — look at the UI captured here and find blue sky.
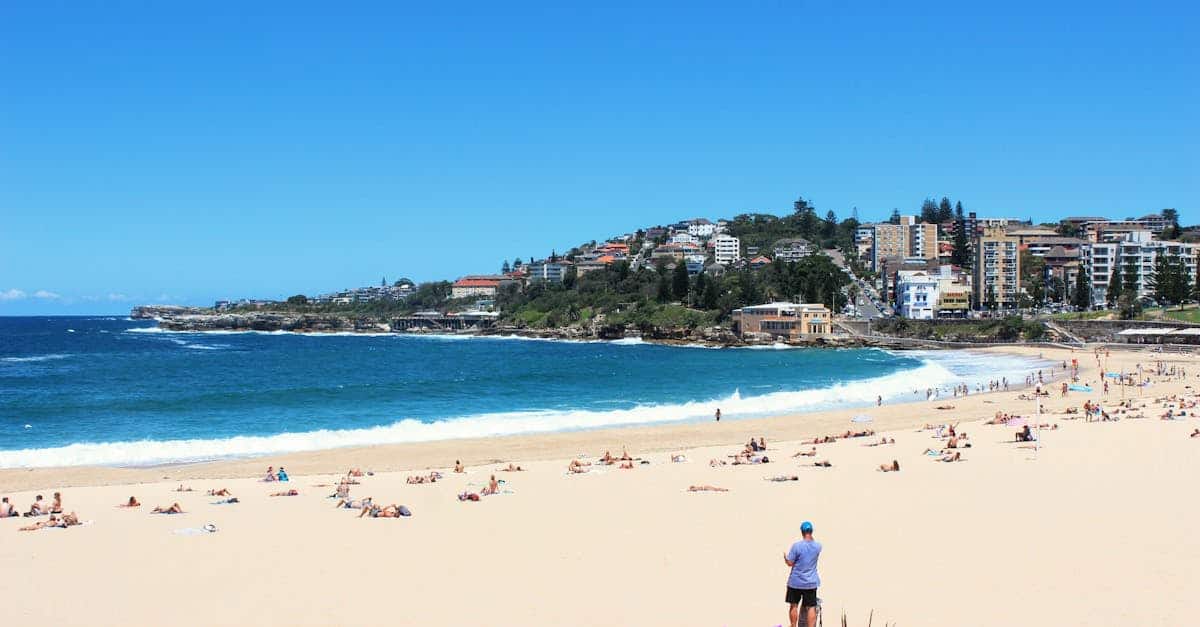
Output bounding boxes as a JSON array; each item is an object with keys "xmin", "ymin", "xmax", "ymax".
[{"xmin": 2, "ymin": 1, "xmax": 1196, "ymax": 314}]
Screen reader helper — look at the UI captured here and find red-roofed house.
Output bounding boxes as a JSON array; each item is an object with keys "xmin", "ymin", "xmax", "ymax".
[
  {"xmin": 748, "ymin": 255, "xmax": 772, "ymax": 269},
  {"xmin": 451, "ymin": 275, "xmax": 513, "ymax": 298}
]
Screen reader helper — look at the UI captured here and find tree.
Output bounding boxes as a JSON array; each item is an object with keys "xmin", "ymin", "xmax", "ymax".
[
  {"xmin": 919, "ymin": 198, "xmax": 938, "ymax": 223},
  {"xmin": 381, "ymin": 276, "xmax": 387, "ymax": 287},
  {"xmin": 937, "ymin": 197, "xmax": 953, "ymax": 223},
  {"xmin": 512, "ymin": 258, "xmax": 523, "ymax": 269},
  {"xmin": 671, "ymin": 261, "xmax": 690, "ymax": 301},
  {"xmin": 563, "ymin": 265, "xmax": 578, "ymax": 290},
  {"xmin": 1117, "ymin": 292, "xmax": 1142, "ymax": 320},
  {"xmin": 1072, "ymin": 266, "xmax": 1092, "ymax": 311},
  {"xmin": 887, "ymin": 209, "xmax": 901, "ymax": 224},
  {"xmin": 1122, "ymin": 256, "xmax": 1140, "ymax": 297},
  {"xmin": 1047, "ymin": 276, "xmax": 1066, "ymax": 304},
  {"xmin": 1148, "ymin": 254, "xmax": 1189, "ymax": 308},
  {"xmin": 693, "ymin": 271, "xmax": 707, "ymax": 308},
  {"xmin": 656, "ymin": 274, "xmax": 671, "ymax": 303},
  {"xmin": 286, "ymin": 294, "xmax": 308, "ymax": 305},
  {"xmin": 501, "ymin": 260, "xmax": 511, "ymax": 274},
  {"xmin": 700, "ymin": 275, "xmax": 721, "ymax": 310},
  {"xmin": 985, "ymin": 284, "xmax": 997, "ymax": 311},
  {"xmin": 1106, "ymin": 265, "xmax": 1123, "ymax": 308},
  {"xmin": 951, "ymin": 202, "xmax": 971, "ymax": 269},
  {"xmin": 1161, "ymin": 209, "xmax": 1180, "ymax": 240}
]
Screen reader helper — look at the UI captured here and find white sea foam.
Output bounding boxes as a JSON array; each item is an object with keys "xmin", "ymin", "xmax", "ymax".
[
  {"xmin": 1, "ymin": 354, "xmax": 72, "ymax": 363},
  {"xmin": 0, "ymin": 350, "xmax": 1049, "ymax": 468}
]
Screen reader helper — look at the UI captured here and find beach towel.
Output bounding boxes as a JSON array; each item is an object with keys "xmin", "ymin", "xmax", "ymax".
[{"xmin": 173, "ymin": 523, "xmax": 217, "ymax": 536}]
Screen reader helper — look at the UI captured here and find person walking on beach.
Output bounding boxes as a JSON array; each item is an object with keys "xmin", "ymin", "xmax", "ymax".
[
  {"xmin": 784, "ymin": 521, "xmax": 822, "ymax": 627},
  {"xmin": 715, "ymin": 408, "xmax": 721, "ymax": 422}
]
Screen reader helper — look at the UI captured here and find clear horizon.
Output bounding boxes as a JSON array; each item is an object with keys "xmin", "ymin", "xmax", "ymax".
[{"xmin": 2, "ymin": 2, "xmax": 1196, "ymax": 315}]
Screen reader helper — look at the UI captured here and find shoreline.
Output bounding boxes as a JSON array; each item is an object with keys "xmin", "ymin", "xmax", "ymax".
[{"xmin": 0, "ymin": 345, "xmax": 1081, "ymax": 492}]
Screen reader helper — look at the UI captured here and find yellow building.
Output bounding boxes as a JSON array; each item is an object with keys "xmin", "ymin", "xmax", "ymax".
[{"xmin": 731, "ymin": 302, "xmax": 831, "ymax": 339}]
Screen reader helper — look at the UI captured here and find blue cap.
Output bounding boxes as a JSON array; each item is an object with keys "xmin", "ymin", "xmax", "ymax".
[{"xmin": 801, "ymin": 521, "xmax": 813, "ymax": 534}]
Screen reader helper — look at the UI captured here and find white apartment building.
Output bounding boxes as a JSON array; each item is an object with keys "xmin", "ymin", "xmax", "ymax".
[
  {"xmin": 687, "ymin": 221, "xmax": 717, "ymax": 239},
  {"xmin": 895, "ymin": 271, "xmax": 940, "ymax": 319},
  {"xmin": 713, "ymin": 234, "xmax": 741, "ymax": 265},
  {"xmin": 1081, "ymin": 231, "xmax": 1199, "ymax": 305},
  {"xmin": 670, "ymin": 232, "xmax": 700, "ymax": 245}
]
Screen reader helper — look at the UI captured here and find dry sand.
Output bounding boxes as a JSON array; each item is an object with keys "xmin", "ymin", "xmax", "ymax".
[{"xmin": 2, "ymin": 345, "xmax": 1198, "ymax": 626}]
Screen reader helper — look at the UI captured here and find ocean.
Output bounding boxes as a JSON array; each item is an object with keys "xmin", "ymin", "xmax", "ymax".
[{"xmin": 0, "ymin": 316, "xmax": 1049, "ymax": 468}]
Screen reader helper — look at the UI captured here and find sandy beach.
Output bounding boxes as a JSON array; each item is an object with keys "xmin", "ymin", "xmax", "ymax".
[{"xmin": 3, "ymin": 344, "xmax": 1198, "ymax": 626}]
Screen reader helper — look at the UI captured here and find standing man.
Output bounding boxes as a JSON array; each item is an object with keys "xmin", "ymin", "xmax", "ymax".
[
  {"xmin": 784, "ymin": 520, "xmax": 822, "ymax": 627},
  {"xmin": 715, "ymin": 408, "xmax": 721, "ymax": 422}
]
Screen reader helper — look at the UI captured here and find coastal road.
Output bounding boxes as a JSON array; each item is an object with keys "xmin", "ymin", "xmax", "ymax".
[{"xmin": 824, "ymin": 248, "xmax": 885, "ymax": 319}]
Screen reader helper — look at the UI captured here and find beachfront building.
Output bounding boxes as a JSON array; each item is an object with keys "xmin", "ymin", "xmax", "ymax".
[
  {"xmin": 1081, "ymin": 231, "xmax": 1200, "ymax": 305},
  {"xmin": 894, "ymin": 271, "xmax": 939, "ymax": 319},
  {"xmin": 731, "ymin": 302, "xmax": 832, "ymax": 339},
  {"xmin": 713, "ymin": 234, "xmax": 740, "ymax": 265},
  {"xmin": 973, "ymin": 227, "xmax": 1021, "ymax": 309},
  {"xmin": 772, "ymin": 238, "xmax": 813, "ymax": 262},
  {"xmin": 936, "ymin": 279, "xmax": 971, "ymax": 318},
  {"xmin": 450, "ymin": 275, "xmax": 513, "ymax": 299}
]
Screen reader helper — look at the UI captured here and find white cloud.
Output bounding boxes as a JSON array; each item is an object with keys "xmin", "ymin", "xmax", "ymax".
[
  {"xmin": 0, "ymin": 288, "xmax": 28, "ymax": 301},
  {"xmin": 33, "ymin": 290, "xmax": 62, "ymax": 300}
]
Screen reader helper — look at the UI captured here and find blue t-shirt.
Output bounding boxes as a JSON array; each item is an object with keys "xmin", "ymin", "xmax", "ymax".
[{"xmin": 786, "ymin": 539, "xmax": 822, "ymax": 589}]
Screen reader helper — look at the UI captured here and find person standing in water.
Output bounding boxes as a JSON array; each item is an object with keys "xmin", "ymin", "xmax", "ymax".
[{"xmin": 715, "ymin": 408, "xmax": 721, "ymax": 422}]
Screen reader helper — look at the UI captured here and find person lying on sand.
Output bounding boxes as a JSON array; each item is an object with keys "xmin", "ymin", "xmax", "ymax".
[
  {"xmin": 360, "ymin": 503, "xmax": 405, "ymax": 518},
  {"xmin": 671, "ymin": 454, "xmax": 687, "ymax": 463},
  {"xmin": 458, "ymin": 491, "xmax": 481, "ymax": 501},
  {"xmin": 501, "ymin": 463, "xmax": 525, "ymax": 471},
  {"xmin": 118, "ymin": 496, "xmax": 140, "ymax": 508},
  {"xmin": 454, "ymin": 460, "xmax": 464, "ymax": 473},
  {"xmin": 207, "ymin": 488, "xmax": 232, "ymax": 497},
  {"xmin": 19, "ymin": 514, "xmax": 66, "ymax": 531},
  {"xmin": 878, "ymin": 460, "xmax": 900, "ymax": 472},
  {"xmin": 765, "ymin": 475, "xmax": 800, "ymax": 482},
  {"xmin": 811, "ymin": 460, "xmax": 832, "ymax": 468},
  {"xmin": 336, "ymin": 497, "xmax": 372, "ymax": 510},
  {"xmin": 175, "ymin": 485, "xmax": 194, "ymax": 492},
  {"xmin": 935, "ymin": 405, "xmax": 955, "ymax": 410},
  {"xmin": 407, "ymin": 473, "xmax": 441, "ymax": 484},
  {"xmin": 269, "ymin": 489, "xmax": 299, "ymax": 497},
  {"xmin": 810, "ymin": 436, "xmax": 836, "ymax": 445},
  {"xmin": 619, "ymin": 461, "xmax": 635, "ymax": 470},
  {"xmin": 152, "ymin": 503, "xmax": 184, "ymax": 514},
  {"xmin": 793, "ymin": 447, "xmax": 818, "ymax": 457},
  {"xmin": 865, "ymin": 438, "xmax": 895, "ymax": 447},
  {"xmin": 1190, "ymin": 428, "xmax": 1200, "ymax": 438},
  {"xmin": 939, "ymin": 452, "xmax": 964, "ymax": 462},
  {"xmin": 687, "ymin": 485, "xmax": 728, "ymax": 492},
  {"xmin": 568, "ymin": 459, "xmax": 590, "ymax": 473},
  {"xmin": 709, "ymin": 458, "xmax": 727, "ymax": 467}
]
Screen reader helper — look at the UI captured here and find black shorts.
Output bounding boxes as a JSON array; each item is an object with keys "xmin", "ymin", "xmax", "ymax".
[{"xmin": 786, "ymin": 587, "xmax": 818, "ymax": 607}]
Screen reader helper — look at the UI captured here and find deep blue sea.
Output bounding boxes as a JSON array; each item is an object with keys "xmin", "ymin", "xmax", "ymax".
[{"xmin": 0, "ymin": 316, "xmax": 1048, "ymax": 468}]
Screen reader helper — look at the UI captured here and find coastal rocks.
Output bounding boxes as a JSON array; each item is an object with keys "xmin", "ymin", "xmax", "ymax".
[
  {"xmin": 153, "ymin": 312, "xmax": 381, "ymax": 334},
  {"xmin": 130, "ymin": 305, "xmax": 208, "ymax": 320}
]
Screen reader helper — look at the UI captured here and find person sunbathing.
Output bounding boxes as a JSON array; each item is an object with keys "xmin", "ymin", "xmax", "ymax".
[
  {"xmin": 619, "ymin": 447, "xmax": 633, "ymax": 461},
  {"xmin": 359, "ymin": 503, "xmax": 397, "ymax": 517},
  {"xmin": 811, "ymin": 460, "xmax": 832, "ymax": 468},
  {"xmin": 60, "ymin": 512, "xmax": 80, "ymax": 527},
  {"xmin": 1015, "ymin": 425, "xmax": 1033, "ymax": 442},
  {"xmin": 940, "ymin": 452, "xmax": 964, "ymax": 462},
  {"xmin": 20, "ymin": 515, "xmax": 60, "ymax": 531},
  {"xmin": 568, "ymin": 459, "xmax": 590, "ymax": 473},
  {"xmin": 207, "ymin": 488, "xmax": 232, "ymax": 497},
  {"xmin": 687, "ymin": 485, "xmax": 728, "ymax": 492},
  {"xmin": 879, "ymin": 460, "xmax": 900, "ymax": 472},
  {"xmin": 946, "ymin": 436, "xmax": 959, "ymax": 449},
  {"xmin": 866, "ymin": 438, "xmax": 895, "ymax": 447},
  {"xmin": 765, "ymin": 475, "xmax": 799, "ymax": 482},
  {"xmin": 454, "ymin": 460, "xmax": 465, "ymax": 473},
  {"xmin": 269, "ymin": 489, "xmax": 299, "ymax": 497},
  {"xmin": 152, "ymin": 503, "xmax": 184, "ymax": 514},
  {"xmin": 501, "ymin": 463, "xmax": 524, "ymax": 471},
  {"xmin": 935, "ymin": 404, "xmax": 955, "ymax": 410},
  {"xmin": 263, "ymin": 466, "xmax": 277, "ymax": 482},
  {"xmin": 671, "ymin": 454, "xmax": 686, "ymax": 463},
  {"xmin": 118, "ymin": 496, "xmax": 141, "ymax": 508},
  {"xmin": 336, "ymin": 496, "xmax": 372, "ymax": 509},
  {"xmin": 50, "ymin": 492, "xmax": 63, "ymax": 514},
  {"xmin": 175, "ymin": 485, "xmax": 194, "ymax": 492},
  {"xmin": 347, "ymin": 468, "xmax": 365, "ymax": 477},
  {"xmin": 793, "ymin": 447, "xmax": 818, "ymax": 457},
  {"xmin": 481, "ymin": 475, "xmax": 500, "ymax": 496},
  {"xmin": 1190, "ymin": 428, "xmax": 1200, "ymax": 438},
  {"xmin": 709, "ymin": 458, "xmax": 727, "ymax": 467},
  {"xmin": 0, "ymin": 497, "xmax": 16, "ymax": 518}
]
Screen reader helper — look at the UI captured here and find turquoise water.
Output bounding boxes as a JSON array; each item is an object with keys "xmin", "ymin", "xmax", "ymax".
[{"xmin": 0, "ymin": 316, "xmax": 1046, "ymax": 467}]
